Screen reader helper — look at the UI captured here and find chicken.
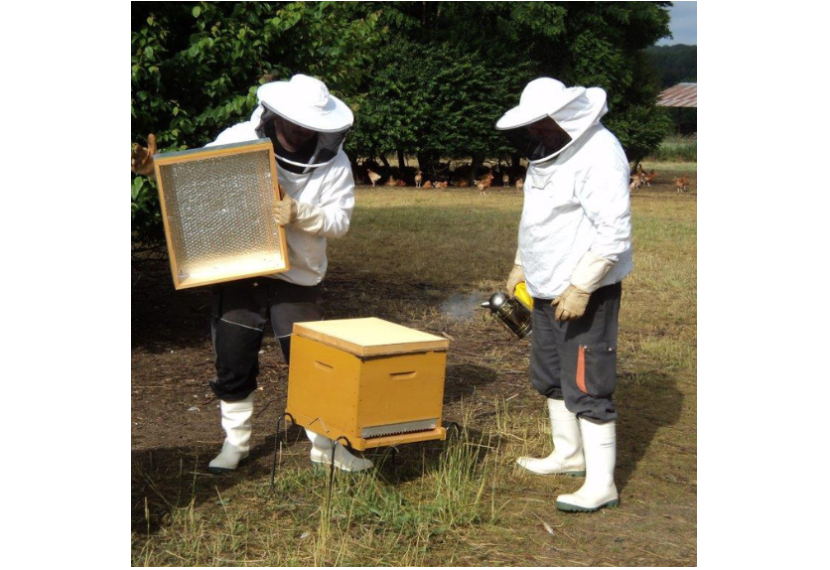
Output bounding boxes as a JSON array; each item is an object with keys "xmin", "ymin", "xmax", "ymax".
[
  {"xmin": 673, "ymin": 175, "xmax": 690, "ymax": 193},
  {"xmin": 367, "ymin": 169, "xmax": 381, "ymax": 187},
  {"xmin": 476, "ymin": 172, "xmax": 494, "ymax": 195}
]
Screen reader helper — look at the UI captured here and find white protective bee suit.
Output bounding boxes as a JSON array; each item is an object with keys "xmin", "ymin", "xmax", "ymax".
[
  {"xmin": 206, "ymin": 74, "xmax": 372, "ymax": 474},
  {"xmin": 497, "ymin": 77, "xmax": 632, "ymax": 512}
]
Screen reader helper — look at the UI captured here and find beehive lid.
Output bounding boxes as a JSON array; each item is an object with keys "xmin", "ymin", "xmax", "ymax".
[{"xmin": 293, "ymin": 318, "xmax": 449, "ymax": 357}]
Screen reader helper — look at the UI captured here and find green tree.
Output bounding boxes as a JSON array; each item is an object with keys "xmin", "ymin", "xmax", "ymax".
[
  {"xmin": 345, "ymin": 1, "xmax": 673, "ymax": 173},
  {"xmin": 645, "ymin": 44, "xmax": 697, "ymax": 88},
  {"xmin": 131, "ymin": 1, "xmax": 382, "ymax": 243},
  {"xmin": 132, "ymin": 2, "xmax": 674, "ymax": 244},
  {"xmin": 347, "ymin": 35, "xmax": 532, "ymax": 178}
]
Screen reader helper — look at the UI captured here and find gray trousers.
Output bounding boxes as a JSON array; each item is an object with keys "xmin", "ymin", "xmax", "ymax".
[
  {"xmin": 209, "ymin": 277, "xmax": 323, "ymax": 402},
  {"xmin": 529, "ymin": 282, "xmax": 621, "ymax": 422}
]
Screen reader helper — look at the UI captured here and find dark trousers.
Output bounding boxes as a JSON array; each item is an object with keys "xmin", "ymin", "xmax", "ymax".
[
  {"xmin": 209, "ymin": 277, "xmax": 323, "ymax": 402},
  {"xmin": 529, "ymin": 283, "xmax": 621, "ymax": 422}
]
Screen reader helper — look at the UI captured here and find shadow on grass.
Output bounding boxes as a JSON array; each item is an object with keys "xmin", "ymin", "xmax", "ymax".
[
  {"xmin": 615, "ymin": 369, "xmax": 685, "ymax": 491},
  {"xmin": 131, "ymin": 422, "xmax": 310, "ymax": 536},
  {"xmin": 131, "ymin": 256, "xmax": 214, "ymax": 352},
  {"xmin": 131, "ymin": 445, "xmax": 229, "ymax": 535},
  {"xmin": 444, "ymin": 363, "xmax": 499, "ymax": 404}
]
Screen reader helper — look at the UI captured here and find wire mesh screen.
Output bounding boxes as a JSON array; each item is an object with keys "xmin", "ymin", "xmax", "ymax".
[{"xmin": 155, "ymin": 141, "xmax": 288, "ymax": 288}]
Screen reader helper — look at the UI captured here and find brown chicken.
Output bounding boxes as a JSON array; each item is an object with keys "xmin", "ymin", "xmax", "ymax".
[
  {"xmin": 673, "ymin": 175, "xmax": 690, "ymax": 193},
  {"xmin": 476, "ymin": 172, "xmax": 494, "ymax": 195}
]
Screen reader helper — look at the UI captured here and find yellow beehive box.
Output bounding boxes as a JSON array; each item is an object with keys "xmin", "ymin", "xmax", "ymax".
[{"xmin": 286, "ymin": 318, "xmax": 450, "ymax": 451}]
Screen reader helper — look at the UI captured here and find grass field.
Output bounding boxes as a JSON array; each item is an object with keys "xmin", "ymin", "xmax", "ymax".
[
  {"xmin": 646, "ymin": 135, "xmax": 697, "ymax": 163},
  {"xmin": 131, "ymin": 164, "xmax": 697, "ymax": 566}
]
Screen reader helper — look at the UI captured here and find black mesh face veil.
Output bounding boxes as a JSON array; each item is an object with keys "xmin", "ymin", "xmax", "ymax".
[
  {"xmin": 501, "ymin": 116, "xmax": 573, "ymax": 163},
  {"xmin": 256, "ymin": 106, "xmax": 350, "ymax": 171}
]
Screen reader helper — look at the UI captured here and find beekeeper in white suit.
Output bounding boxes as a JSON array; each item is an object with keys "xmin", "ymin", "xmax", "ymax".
[
  {"xmin": 131, "ymin": 74, "xmax": 372, "ymax": 474},
  {"xmin": 497, "ymin": 77, "xmax": 632, "ymax": 512}
]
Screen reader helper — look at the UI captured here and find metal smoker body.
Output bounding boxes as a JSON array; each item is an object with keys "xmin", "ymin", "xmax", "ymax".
[{"xmin": 482, "ymin": 290, "xmax": 532, "ymax": 339}]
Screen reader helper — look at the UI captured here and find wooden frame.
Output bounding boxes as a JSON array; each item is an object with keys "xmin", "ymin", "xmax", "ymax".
[{"xmin": 153, "ymin": 139, "xmax": 290, "ymax": 289}]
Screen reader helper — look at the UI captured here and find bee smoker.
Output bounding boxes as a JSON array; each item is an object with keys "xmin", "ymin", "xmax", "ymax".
[{"xmin": 481, "ymin": 283, "xmax": 533, "ymax": 339}]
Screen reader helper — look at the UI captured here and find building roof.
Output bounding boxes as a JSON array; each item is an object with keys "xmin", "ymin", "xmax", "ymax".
[{"xmin": 657, "ymin": 82, "xmax": 697, "ymax": 108}]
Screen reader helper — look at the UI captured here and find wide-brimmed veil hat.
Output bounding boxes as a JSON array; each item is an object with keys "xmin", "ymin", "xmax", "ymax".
[
  {"xmin": 254, "ymin": 74, "xmax": 354, "ymax": 170},
  {"xmin": 257, "ymin": 74, "xmax": 354, "ymax": 132},
  {"xmin": 496, "ymin": 77, "xmax": 608, "ymax": 163}
]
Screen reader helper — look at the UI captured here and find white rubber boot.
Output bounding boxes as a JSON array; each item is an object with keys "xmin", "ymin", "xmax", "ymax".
[
  {"xmin": 208, "ymin": 393, "xmax": 254, "ymax": 474},
  {"xmin": 517, "ymin": 398, "xmax": 585, "ymax": 476},
  {"xmin": 306, "ymin": 429, "xmax": 373, "ymax": 472},
  {"xmin": 555, "ymin": 419, "xmax": 619, "ymax": 512}
]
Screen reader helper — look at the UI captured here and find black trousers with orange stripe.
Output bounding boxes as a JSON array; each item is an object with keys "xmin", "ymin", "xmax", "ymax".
[{"xmin": 529, "ymin": 282, "xmax": 621, "ymax": 423}]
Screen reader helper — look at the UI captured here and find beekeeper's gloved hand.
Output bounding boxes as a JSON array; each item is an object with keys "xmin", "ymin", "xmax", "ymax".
[
  {"xmin": 506, "ymin": 264, "xmax": 524, "ymax": 296},
  {"xmin": 273, "ymin": 195, "xmax": 299, "ymax": 225},
  {"xmin": 273, "ymin": 195, "xmax": 326, "ymax": 234},
  {"xmin": 552, "ymin": 252, "xmax": 615, "ymax": 322},
  {"xmin": 131, "ymin": 133, "xmax": 157, "ymax": 177},
  {"xmin": 551, "ymin": 285, "xmax": 591, "ymax": 321}
]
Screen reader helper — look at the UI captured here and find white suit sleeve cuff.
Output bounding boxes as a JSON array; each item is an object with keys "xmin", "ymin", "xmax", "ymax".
[
  {"xmin": 293, "ymin": 202, "xmax": 325, "ymax": 235},
  {"xmin": 571, "ymin": 251, "xmax": 614, "ymax": 293}
]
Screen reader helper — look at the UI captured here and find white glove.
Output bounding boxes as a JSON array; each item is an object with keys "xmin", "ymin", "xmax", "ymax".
[
  {"xmin": 551, "ymin": 251, "xmax": 615, "ymax": 322},
  {"xmin": 570, "ymin": 251, "xmax": 614, "ymax": 293},
  {"xmin": 273, "ymin": 195, "xmax": 325, "ymax": 234},
  {"xmin": 551, "ymin": 284, "xmax": 591, "ymax": 321},
  {"xmin": 273, "ymin": 195, "xmax": 299, "ymax": 225},
  {"xmin": 294, "ymin": 201, "xmax": 325, "ymax": 234}
]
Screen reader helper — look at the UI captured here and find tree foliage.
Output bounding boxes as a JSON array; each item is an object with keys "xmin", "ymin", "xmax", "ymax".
[
  {"xmin": 645, "ymin": 44, "xmax": 697, "ymax": 88},
  {"xmin": 132, "ymin": 1, "xmax": 673, "ymax": 243},
  {"xmin": 346, "ymin": 1, "xmax": 674, "ymax": 170},
  {"xmin": 131, "ymin": 1, "xmax": 382, "ymax": 242},
  {"xmin": 347, "ymin": 35, "xmax": 533, "ymax": 174}
]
